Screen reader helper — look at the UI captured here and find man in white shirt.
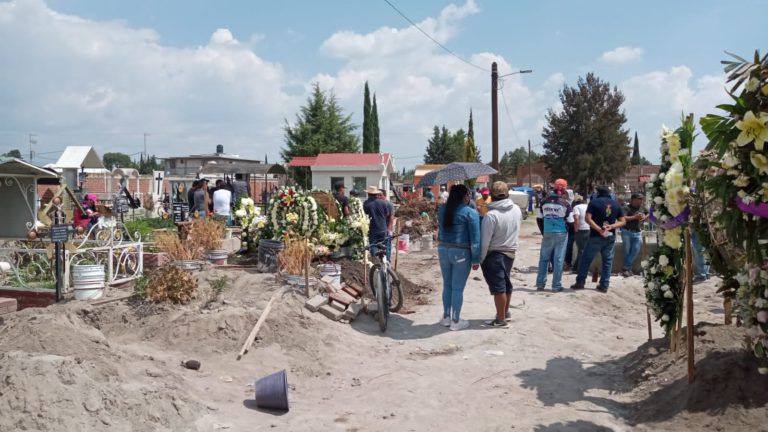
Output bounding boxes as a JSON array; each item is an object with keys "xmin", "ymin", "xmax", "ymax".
[
  {"xmin": 438, "ymin": 186, "xmax": 449, "ymax": 204},
  {"xmin": 571, "ymin": 194, "xmax": 590, "ymax": 272},
  {"xmin": 212, "ymin": 180, "xmax": 233, "ymax": 225}
]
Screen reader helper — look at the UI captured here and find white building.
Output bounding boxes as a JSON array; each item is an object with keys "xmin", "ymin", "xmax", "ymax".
[{"xmin": 288, "ymin": 153, "xmax": 396, "ymax": 195}]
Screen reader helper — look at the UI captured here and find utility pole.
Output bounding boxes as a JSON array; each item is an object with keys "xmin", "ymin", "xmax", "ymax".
[
  {"xmin": 491, "ymin": 62, "xmax": 499, "ymax": 179},
  {"xmin": 143, "ymin": 133, "xmax": 150, "ymax": 159},
  {"xmin": 528, "ymin": 139, "xmax": 533, "ymax": 188},
  {"xmin": 28, "ymin": 134, "xmax": 36, "ymax": 161}
]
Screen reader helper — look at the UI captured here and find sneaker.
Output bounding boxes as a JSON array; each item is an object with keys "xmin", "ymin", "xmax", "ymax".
[
  {"xmin": 570, "ymin": 283, "xmax": 585, "ymax": 290},
  {"xmin": 483, "ymin": 318, "xmax": 508, "ymax": 328},
  {"xmin": 536, "ymin": 286, "xmax": 545, "ymax": 291},
  {"xmin": 692, "ymin": 275, "xmax": 706, "ymax": 284},
  {"xmin": 505, "ymin": 310, "xmax": 512, "ymax": 321},
  {"xmin": 552, "ymin": 287, "xmax": 563, "ymax": 293},
  {"xmin": 439, "ymin": 317, "xmax": 451, "ymax": 327},
  {"xmin": 450, "ymin": 319, "xmax": 470, "ymax": 331},
  {"xmin": 596, "ymin": 286, "xmax": 609, "ymax": 293},
  {"xmin": 622, "ymin": 270, "xmax": 632, "ymax": 278}
]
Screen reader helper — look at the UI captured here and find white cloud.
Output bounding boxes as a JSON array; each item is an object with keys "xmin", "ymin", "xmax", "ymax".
[
  {"xmin": 600, "ymin": 46, "xmax": 644, "ymax": 64},
  {"xmin": 0, "ymin": 0, "xmax": 733, "ymax": 173},
  {"xmin": 0, "ymin": 0, "xmax": 294, "ymax": 159},
  {"xmin": 619, "ymin": 66, "xmax": 728, "ymax": 159}
]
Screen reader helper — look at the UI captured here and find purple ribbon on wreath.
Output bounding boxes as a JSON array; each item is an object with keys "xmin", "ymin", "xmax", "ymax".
[
  {"xmin": 649, "ymin": 205, "xmax": 690, "ymax": 229},
  {"xmin": 736, "ymin": 197, "xmax": 768, "ymax": 219}
]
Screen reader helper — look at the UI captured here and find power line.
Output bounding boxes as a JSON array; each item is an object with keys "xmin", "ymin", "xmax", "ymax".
[
  {"xmin": 381, "ymin": 0, "xmax": 488, "ymax": 72},
  {"xmin": 498, "ymin": 82, "xmax": 522, "ymax": 149}
]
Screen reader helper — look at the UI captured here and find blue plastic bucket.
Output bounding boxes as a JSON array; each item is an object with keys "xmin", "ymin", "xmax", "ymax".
[{"xmin": 255, "ymin": 369, "xmax": 289, "ymax": 411}]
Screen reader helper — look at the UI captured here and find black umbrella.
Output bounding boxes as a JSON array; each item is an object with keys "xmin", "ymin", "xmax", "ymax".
[{"xmin": 417, "ymin": 162, "xmax": 497, "ymax": 187}]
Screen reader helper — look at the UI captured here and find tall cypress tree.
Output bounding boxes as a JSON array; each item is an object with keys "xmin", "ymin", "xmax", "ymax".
[
  {"xmin": 372, "ymin": 93, "xmax": 381, "ymax": 153},
  {"xmin": 631, "ymin": 131, "xmax": 641, "ymax": 165},
  {"xmin": 362, "ymin": 82, "xmax": 373, "ymax": 153},
  {"xmin": 464, "ymin": 109, "xmax": 480, "ymax": 162}
]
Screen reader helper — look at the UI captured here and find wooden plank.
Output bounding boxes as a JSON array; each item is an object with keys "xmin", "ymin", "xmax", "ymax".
[
  {"xmin": 685, "ymin": 226, "xmax": 695, "ymax": 383},
  {"xmin": 236, "ymin": 290, "xmax": 281, "ymax": 360}
]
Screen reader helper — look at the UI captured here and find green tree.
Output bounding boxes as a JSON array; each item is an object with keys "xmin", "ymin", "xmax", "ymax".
[
  {"xmin": 103, "ymin": 152, "xmax": 136, "ymax": 170},
  {"xmin": 371, "ymin": 94, "xmax": 381, "ymax": 153},
  {"xmin": 631, "ymin": 131, "xmax": 641, "ymax": 165},
  {"xmin": 499, "ymin": 147, "xmax": 539, "ymax": 181},
  {"xmin": 137, "ymin": 154, "xmax": 163, "ymax": 174},
  {"xmin": 466, "ymin": 109, "xmax": 480, "ymax": 161},
  {"xmin": 281, "ymin": 83, "xmax": 360, "ymax": 187},
  {"xmin": 362, "ymin": 82, "xmax": 373, "ymax": 153},
  {"xmin": 424, "ymin": 126, "xmax": 449, "ymax": 164},
  {"xmin": 450, "ymin": 129, "xmax": 467, "ymax": 162},
  {"xmin": 542, "ymin": 73, "xmax": 630, "ymax": 194},
  {"xmin": 2, "ymin": 149, "xmax": 22, "ymax": 159}
]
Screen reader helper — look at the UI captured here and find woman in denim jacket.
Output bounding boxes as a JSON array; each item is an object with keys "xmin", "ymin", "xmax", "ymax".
[{"xmin": 437, "ymin": 184, "xmax": 481, "ymax": 331}]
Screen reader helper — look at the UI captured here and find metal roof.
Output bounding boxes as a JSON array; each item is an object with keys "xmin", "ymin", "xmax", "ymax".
[
  {"xmin": 0, "ymin": 158, "xmax": 59, "ymax": 177},
  {"xmin": 53, "ymin": 146, "xmax": 105, "ymax": 169}
]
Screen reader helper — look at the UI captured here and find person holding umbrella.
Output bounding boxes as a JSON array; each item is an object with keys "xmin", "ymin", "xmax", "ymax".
[{"xmin": 437, "ymin": 184, "xmax": 481, "ymax": 331}]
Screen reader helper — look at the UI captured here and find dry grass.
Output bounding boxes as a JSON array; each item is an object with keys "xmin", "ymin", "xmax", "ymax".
[
  {"xmin": 190, "ymin": 218, "xmax": 225, "ymax": 251},
  {"xmin": 278, "ymin": 240, "xmax": 313, "ymax": 275},
  {"xmin": 155, "ymin": 231, "xmax": 202, "ymax": 261},
  {"xmin": 145, "ymin": 265, "xmax": 198, "ymax": 304}
]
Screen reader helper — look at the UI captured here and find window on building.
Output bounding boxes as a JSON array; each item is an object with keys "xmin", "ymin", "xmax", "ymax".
[
  {"xmin": 170, "ymin": 160, "xmax": 176, "ymax": 169},
  {"xmin": 352, "ymin": 177, "xmax": 366, "ymax": 194},
  {"xmin": 330, "ymin": 176, "xmax": 344, "ymax": 191}
]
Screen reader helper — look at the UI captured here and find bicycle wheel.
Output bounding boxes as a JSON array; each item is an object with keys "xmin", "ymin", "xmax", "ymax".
[
  {"xmin": 371, "ymin": 266, "xmax": 388, "ymax": 332},
  {"xmin": 387, "ymin": 267, "xmax": 403, "ymax": 312}
]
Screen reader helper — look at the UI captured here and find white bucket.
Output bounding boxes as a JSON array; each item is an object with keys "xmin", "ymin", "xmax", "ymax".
[
  {"xmin": 410, "ymin": 240, "xmax": 421, "ymax": 252},
  {"xmin": 317, "ymin": 263, "xmax": 341, "ymax": 285},
  {"xmin": 72, "ymin": 264, "xmax": 105, "ymax": 300},
  {"xmin": 421, "ymin": 234, "xmax": 434, "ymax": 250}
]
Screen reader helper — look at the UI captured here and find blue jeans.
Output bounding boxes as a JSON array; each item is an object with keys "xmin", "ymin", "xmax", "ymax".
[
  {"xmin": 438, "ymin": 246, "xmax": 472, "ymax": 321},
  {"xmin": 369, "ymin": 232, "xmax": 390, "ymax": 261},
  {"xmin": 691, "ymin": 232, "xmax": 710, "ymax": 278},
  {"xmin": 576, "ymin": 235, "xmax": 616, "ymax": 289},
  {"xmin": 536, "ymin": 232, "xmax": 568, "ymax": 290},
  {"xmin": 621, "ymin": 230, "xmax": 642, "ymax": 272}
]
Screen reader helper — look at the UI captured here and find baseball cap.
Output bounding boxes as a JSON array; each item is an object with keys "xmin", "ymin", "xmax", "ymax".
[
  {"xmin": 554, "ymin": 178, "xmax": 568, "ymax": 190},
  {"xmin": 491, "ymin": 181, "xmax": 508, "ymax": 198},
  {"xmin": 481, "ymin": 188, "xmax": 490, "ymax": 196}
]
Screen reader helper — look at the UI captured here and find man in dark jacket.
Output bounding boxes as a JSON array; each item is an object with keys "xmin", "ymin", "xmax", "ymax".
[
  {"xmin": 363, "ymin": 186, "xmax": 391, "ymax": 260},
  {"xmin": 571, "ymin": 185, "xmax": 626, "ymax": 293}
]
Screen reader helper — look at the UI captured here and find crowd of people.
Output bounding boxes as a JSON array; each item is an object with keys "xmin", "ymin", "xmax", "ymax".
[{"xmin": 425, "ymin": 178, "xmax": 710, "ymax": 331}]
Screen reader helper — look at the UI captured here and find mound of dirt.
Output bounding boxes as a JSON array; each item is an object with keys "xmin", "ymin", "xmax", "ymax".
[
  {"xmin": 0, "ymin": 306, "xmax": 204, "ymax": 432},
  {"xmin": 622, "ymin": 322, "xmax": 768, "ymax": 430},
  {"xmin": 396, "ymin": 198, "xmax": 437, "ymax": 237},
  {"xmin": 339, "ymin": 258, "xmax": 432, "ymax": 307}
]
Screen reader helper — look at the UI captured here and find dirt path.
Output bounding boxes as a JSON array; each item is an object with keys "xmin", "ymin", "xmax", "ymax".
[
  {"xmin": 0, "ymin": 219, "xmax": 744, "ymax": 432},
  {"xmin": 193, "ymin": 219, "xmax": 727, "ymax": 431}
]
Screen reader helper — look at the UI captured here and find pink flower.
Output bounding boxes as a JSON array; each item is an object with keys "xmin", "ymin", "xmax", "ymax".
[{"xmin": 758, "ymin": 310, "xmax": 768, "ymax": 323}]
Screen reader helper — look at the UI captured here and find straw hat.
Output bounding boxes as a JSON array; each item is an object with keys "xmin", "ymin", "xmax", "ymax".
[{"xmin": 366, "ymin": 185, "xmax": 381, "ymax": 195}]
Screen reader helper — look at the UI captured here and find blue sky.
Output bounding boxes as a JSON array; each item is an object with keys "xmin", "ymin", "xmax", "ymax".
[{"xmin": 1, "ymin": 0, "xmax": 765, "ymax": 168}]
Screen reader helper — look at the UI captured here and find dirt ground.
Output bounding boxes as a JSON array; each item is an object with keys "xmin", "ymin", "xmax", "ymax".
[{"xmin": 1, "ymin": 219, "xmax": 767, "ymax": 431}]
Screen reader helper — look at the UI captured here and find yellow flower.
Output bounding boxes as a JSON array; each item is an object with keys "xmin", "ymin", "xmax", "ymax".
[
  {"xmin": 763, "ymin": 84, "xmax": 768, "ymax": 96},
  {"xmin": 761, "ymin": 183, "xmax": 768, "ymax": 202},
  {"xmin": 735, "ymin": 111, "xmax": 768, "ymax": 151},
  {"xmin": 751, "ymin": 152, "xmax": 768, "ymax": 175}
]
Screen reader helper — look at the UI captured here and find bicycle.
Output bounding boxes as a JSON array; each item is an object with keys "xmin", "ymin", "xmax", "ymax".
[{"xmin": 368, "ymin": 235, "xmax": 404, "ymax": 332}]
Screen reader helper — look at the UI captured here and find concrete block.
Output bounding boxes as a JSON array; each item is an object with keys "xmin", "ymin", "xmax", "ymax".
[
  {"xmin": 318, "ymin": 304, "xmax": 344, "ymax": 321},
  {"xmin": 342, "ymin": 301, "xmax": 363, "ymax": 321},
  {"xmin": 341, "ymin": 285, "xmax": 361, "ymax": 299},
  {"xmin": 304, "ymin": 294, "xmax": 328, "ymax": 313},
  {"xmin": 330, "ymin": 291, "xmax": 356, "ymax": 307},
  {"xmin": 344, "ymin": 281, "xmax": 365, "ymax": 297},
  {"xmin": 365, "ymin": 302, "xmax": 378, "ymax": 314},
  {"xmin": 320, "ymin": 275, "xmax": 335, "ymax": 284},
  {"xmin": 330, "ymin": 281, "xmax": 343, "ymax": 292},
  {"xmin": 328, "ymin": 301, "xmax": 346, "ymax": 313}
]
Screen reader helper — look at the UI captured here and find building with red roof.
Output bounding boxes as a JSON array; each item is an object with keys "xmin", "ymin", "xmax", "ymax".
[{"xmin": 287, "ymin": 153, "xmax": 396, "ymax": 195}]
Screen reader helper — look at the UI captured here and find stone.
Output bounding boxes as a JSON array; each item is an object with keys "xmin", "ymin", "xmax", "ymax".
[
  {"xmin": 304, "ymin": 294, "xmax": 328, "ymax": 312},
  {"xmin": 329, "ymin": 291, "xmax": 355, "ymax": 307},
  {"xmin": 0, "ymin": 297, "xmax": 17, "ymax": 315},
  {"xmin": 341, "ymin": 285, "xmax": 361, "ymax": 299},
  {"xmin": 365, "ymin": 302, "xmax": 378, "ymax": 314},
  {"xmin": 318, "ymin": 304, "xmax": 343, "ymax": 321},
  {"xmin": 342, "ymin": 301, "xmax": 363, "ymax": 321}
]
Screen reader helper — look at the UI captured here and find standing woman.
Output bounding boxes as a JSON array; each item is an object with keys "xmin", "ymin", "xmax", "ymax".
[{"xmin": 437, "ymin": 184, "xmax": 481, "ymax": 331}]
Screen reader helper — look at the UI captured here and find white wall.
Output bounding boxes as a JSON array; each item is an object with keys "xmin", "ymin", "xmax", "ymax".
[{"xmin": 311, "ymin": 168, "xmax": 390, "ymax": 195}]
